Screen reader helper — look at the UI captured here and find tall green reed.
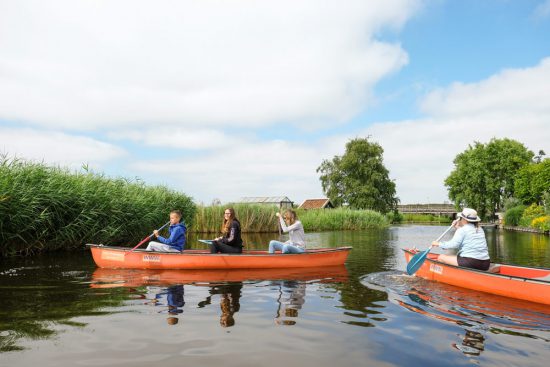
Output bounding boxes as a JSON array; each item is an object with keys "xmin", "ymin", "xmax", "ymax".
[
  {"xmin": 0, "ymin": 157, "xmax": 195, "ymax": 256},
  {"xmin": 192, "ymin": 204, "xmax": 389, "ymax": 233}
]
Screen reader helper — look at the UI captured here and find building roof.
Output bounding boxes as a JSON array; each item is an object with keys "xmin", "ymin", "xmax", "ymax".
[
  {"xmin": 299, "ymin": 198, "xmax": 333, "ymax": 209},
  {"xmin": 239, "ymin": 196, "xmax": 293, "ymax": 204}
]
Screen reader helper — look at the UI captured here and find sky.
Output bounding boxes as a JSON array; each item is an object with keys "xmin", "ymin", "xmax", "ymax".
[{"xmin": 1, "ymin": 0, "xmax": 549, "ymax": 206}]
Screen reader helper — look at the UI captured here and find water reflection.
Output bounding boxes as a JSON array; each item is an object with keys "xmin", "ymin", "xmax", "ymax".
[
  {"xmin": 361, "ymin": 270, "xmax": 550, "ymax": 355},
  {"xmin": 198, "ymin": 283, "xmax": 242, "ymax": 327},
  {"xmin": 274, "ymin": 280, "xmax": 306, "ymax": 325},
  {"xmin": 145, "ymin": 284, "xmax": 185, "ymax": 325}
]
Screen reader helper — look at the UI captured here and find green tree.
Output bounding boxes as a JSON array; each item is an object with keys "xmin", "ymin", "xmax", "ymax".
[
  {"xmin": 316, "ymin": 137, "xmax": 398, "ymax": 213},
  {"xmin": 514, "ymin": 158, "xmax": 550, "ymax": 205},
  {"xmin": 444, "ymin": 138, "xmax": 533, "ymax": 219}
]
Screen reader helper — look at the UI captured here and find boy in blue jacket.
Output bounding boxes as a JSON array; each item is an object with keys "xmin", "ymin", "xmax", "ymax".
[{"xmin": 146, "ymin": 210, "xmax": 186, "ymax": 252}]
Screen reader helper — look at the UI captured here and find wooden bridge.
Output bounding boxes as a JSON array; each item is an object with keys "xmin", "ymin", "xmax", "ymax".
[{"xmin": 397, "ymin": 204, "xmax": 456, "ymax": 216}]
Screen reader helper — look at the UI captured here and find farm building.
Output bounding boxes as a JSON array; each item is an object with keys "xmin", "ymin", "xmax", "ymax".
[
  {"xmin": 239, "ymin": 196, "xmax": 294, "ymax": 209},
  {"xmin": 299, "ymin": 198, "xmax": 334, "ymax": 210}
]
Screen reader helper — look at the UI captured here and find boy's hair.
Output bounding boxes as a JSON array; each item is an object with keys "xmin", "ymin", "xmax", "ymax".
[{"xmin": 170, "ymin": 210, "xmax": 182, "ymax": 219}]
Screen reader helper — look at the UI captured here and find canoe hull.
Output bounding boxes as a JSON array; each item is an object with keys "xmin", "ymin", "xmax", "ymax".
[
  {"xmin": 88, "ymin": 244, "xmax": 351, "ymax": 270},
  {"xmin": 403, "ymin": 249, "xmax": 550, "ymax": 305}
]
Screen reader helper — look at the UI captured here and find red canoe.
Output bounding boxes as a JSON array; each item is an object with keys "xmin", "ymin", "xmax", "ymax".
[
  {"xmin": 87, "ymin": 244, "xmax": 351, "ymax": 270},
  {"xmin": 403, "ymin": 248, "xmax": 550, "ymax": 305}
]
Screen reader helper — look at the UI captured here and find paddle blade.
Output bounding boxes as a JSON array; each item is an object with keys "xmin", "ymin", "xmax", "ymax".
[
  {"xmin": 198, "ymin": 239, "xmax": 214, "ymax": 245},
  {"xmin": 406, "ymin": 249, "xmax": 430, "ymax": 275}
]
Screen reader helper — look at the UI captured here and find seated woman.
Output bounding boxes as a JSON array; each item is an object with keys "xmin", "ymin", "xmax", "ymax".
[
  {"xmin": 431, "ymin": 208, "xmax": 490, "ymax": 270},
  {"xmin": 209, "ymin": 208, "xmax": 243, "ymax": 254},
  {"xmin": 268, "ymin": 209, "xmax": 306, "ymax": 254}
]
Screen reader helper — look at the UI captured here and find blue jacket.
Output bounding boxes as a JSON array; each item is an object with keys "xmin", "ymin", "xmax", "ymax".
[{"xmin": 157, "ymin": 222, "xmax": 186, "ymax": 251}]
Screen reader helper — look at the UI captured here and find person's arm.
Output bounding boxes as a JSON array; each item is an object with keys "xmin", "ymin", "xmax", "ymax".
[
  {"xmin": 220, "ymin": 222, "xmax": 238, "ymax": 244},
  {"xmin": 279, "ymin": 217, "xmax": 302, "ymax": 233},
  {"xmin": 433, "ymin": 227, "xmax": 465, "ymax": 250},
  {"xmin": 158, "ymin": 226, "xmax": 184, "ymax": 245}
]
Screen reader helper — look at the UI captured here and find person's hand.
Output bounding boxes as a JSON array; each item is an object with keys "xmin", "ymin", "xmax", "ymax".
[
  {"xmin": 431, "ymin": 241, "xmax": 440, "ymax": 247},
  {"xmin": 452, "ymin": 219, "xmax": 460, "ymax": 227},
  {"xmin": 153, "ymin": 230, "xmax": 159, "ymax": 237},
  {"xmin": 275, "ymin": 212, "xmax": 280, "ymax": 217}
]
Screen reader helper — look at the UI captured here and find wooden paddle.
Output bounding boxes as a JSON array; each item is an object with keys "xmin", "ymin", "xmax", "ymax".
[
  {"xmin": 126, "ymin": 221, "xmax": 170, "ymax": 254},
  {"xmin": 406, "ymin": 224, "xmax": 454, "ymax": 275}
]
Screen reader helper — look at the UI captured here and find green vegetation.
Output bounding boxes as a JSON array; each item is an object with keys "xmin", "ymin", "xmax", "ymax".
[
  {"xmin": 298, "ymin": 207, "xmax": 389, "ymax": 231},
  {"xmin": 399, "ymin": 213, "xmax": 452, "ymax": 224},
  {"xmin": 193, "ymin": 204, "xmax": 279, "ymax": 233},
  {"xmin": 445, "ymin": 138, "xmax": 534, "ymax": 219},
  {"xmin": 0, "ymin": 157, "xmax": 195, "ymax": 256},
  {"xmin": 192, "ymin": 204, "xmax": 389, "ymax": 233},
  {"xmin": 317, "ymin": 137, "xmax": 398, "ymax": 213}
]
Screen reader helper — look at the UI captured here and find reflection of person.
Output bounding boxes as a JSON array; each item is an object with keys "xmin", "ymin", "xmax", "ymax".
[
  {"xmin": 275, "ymin": 280, "xmax": 306, "ymax": 325},
  {"xmin": 431, "ymin": 208, "xmax": 490, "ymax": 271},
  {"xmin": 209, "ymin": 208, "xmax": 243, "ymax": 254},
  {"xmin": 146, "ymin": 210, "xmax": 186, "ymax": 252},
  {"xmin": 198, "ymin": 283, "xmax": 242, "ymax": 327},
  {"xmin": 453, "ymin": 329, "xmax": 485, "ymax": 356},
  {"xmin": 147, "ymin": 284, "xmax": 185, "ymax": 325},
  {"xmin": 268, "ymin": 210, "xmax": 306, "ymax": 254}
]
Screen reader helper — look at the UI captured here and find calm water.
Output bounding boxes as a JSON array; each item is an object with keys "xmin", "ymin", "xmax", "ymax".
[{"xmin": 1, "ymin": 225, "xmax": 549, "ymax": 367}]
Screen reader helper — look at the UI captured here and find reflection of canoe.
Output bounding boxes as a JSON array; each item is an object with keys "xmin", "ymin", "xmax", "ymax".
[
  {"xmin": 403, "ymin": 248, "xmax": 550, "ymax": 305},
  {"xmin": 91, "ymin": 265, "xmax": 349, "ymax": 288},
  {"xmin": 87, "ymin": 244, "xmax": 351, "ymax": 269}
]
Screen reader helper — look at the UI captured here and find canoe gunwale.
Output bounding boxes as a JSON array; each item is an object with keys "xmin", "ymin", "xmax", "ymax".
[
  {"xmin": 86, "ymin": 243, "xmax": 352, "ymax": 256},
  {"xmin": 402, "ymin": 248, "xmax": 550, "ymax": 285}
]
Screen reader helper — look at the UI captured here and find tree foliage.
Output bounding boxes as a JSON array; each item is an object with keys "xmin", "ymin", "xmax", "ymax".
[
  {"xmin": 316, "ymin": 137, "xmax": 398, "ymax": 213},
  {"xmin": 514, "ymin": 158, "xmax": 550, "ymax": 205},
  {"xmin": 444, "ymin": 138, "xmax": 533, "ymax": 219}
]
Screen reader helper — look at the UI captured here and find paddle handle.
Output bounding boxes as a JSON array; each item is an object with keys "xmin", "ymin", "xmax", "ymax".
[
  {"xmin": 434, "ymin": 224, "xmax": 454, "ymax": 243},
  {"xmin": 127, "ymin": 221, "xmax": 170, "ymax": 253}
]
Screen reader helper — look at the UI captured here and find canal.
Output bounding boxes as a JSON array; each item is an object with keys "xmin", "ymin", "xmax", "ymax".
[{"xmin": 1, "ymin": 225, "xmax": 549, "ymax": 366}]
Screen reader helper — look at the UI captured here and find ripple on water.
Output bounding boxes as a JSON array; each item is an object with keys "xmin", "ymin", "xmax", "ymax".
[{"xmin": 360, "ymin": 271, "xmax": 550, "ymax": 343}]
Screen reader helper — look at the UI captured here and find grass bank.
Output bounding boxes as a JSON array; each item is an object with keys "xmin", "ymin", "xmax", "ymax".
[
  {"xmin": 0, "ymin": 157, "xmax": 195, "ymax": 256},
  {"xmin": 398, "ymin": 213, "xmax": 453, "ymax": 224},
  {"xmin": 192, "ymin": 205, "xmax": 389, "ymax": 233}
]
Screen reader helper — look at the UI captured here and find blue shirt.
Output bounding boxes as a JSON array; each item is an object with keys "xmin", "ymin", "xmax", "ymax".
[
  {"xmin": 157, "ymin": 223, "xmax": 186, "ymax": 251},
  {"xmin": 440, "ymin": 223, "xmax": 489, "ymax": 260}
]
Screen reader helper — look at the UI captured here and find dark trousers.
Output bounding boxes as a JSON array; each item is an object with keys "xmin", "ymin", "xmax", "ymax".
[{"xmin": 209, "ymin": 240, "xmax": 242, "ymax": 254}]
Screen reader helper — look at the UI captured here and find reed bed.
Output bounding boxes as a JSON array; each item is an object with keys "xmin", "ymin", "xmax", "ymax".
[
  {"xmin": 192, "ymin": 204, "xmax": 279, "ymax": 233},
  {"xmin": 192, "ymin": 204, "xmax": 389, "ymax": 233},
  {"xmin": 0, "ymin": 157, "xmax": 195, "ymax": 256},
  {"xmin": 298, "ymin": 207, "xmax": 389, "ymax": 231}
]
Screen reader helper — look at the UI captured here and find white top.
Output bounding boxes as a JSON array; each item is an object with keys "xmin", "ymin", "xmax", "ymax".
[
  {"xmin": 440, "ymin": 223, "xmax": 490, "ymax": 260},
  {"xmin": 279, "ymin": 217, "xmax": 306, "ymax": 248}
]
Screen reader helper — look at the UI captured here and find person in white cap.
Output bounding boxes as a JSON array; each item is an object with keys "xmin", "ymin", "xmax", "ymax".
[{"xmin": 431, "ymin": 208, "xmax": 491, "ymax": 270}]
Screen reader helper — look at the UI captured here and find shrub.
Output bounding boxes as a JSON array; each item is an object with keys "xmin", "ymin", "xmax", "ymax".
[
  {"xmin": 531, "ymin": 216, "xmax": 550, "ymax": 232},
  {"xmin": 504, "ymin": 205, "xmax": 525, "ymax": 226}
]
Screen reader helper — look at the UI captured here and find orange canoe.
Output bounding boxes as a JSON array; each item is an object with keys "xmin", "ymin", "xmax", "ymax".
[
  {"xmin": 403, "ymin": 248, "xmax": 550, "ymax": 305},
  {"xmin": 87, "ymin": 244, "xmax": 351, "ymax": 269}
]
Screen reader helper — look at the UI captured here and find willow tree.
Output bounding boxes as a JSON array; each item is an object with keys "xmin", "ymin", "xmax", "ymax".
[
  {"xmin": 444, "ymin": 138, "xmax": 533, "ymax": 219},
  {"xmin": 316, "ymin": 137, "xmax": 398, "ymax": 213}
]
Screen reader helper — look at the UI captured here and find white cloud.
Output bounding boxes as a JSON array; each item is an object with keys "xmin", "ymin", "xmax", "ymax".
[
  {"xmin": 533, "ymin": 0, "xmax": 550, "ymax": 19},
  {"xmin": 129, "ymin": 139, "xmax": 333, "ymax": 205},
  {"xmin": 363, "ymin": 58, "xmax": 550, "ymax": 204},
  {"xmin": 0, "ymin": 127, "xmax": 126, "ymax": 170},
  {"xmin": 107, "ymin": 128, "xmax": 240, "ymax": 150},
  {"xmin": 0, "ymin": 0, "xmax": 420, "ymax": 130}
]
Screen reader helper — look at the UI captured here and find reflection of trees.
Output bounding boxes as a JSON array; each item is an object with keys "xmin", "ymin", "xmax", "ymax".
[
  {"xmin": 274, "ymin": 280, "xmax": 306, "ymax": 326},
  {"xmin": 198, "ymin": 282, "xmax": 242, "ymax": 328},
  {"xmin": 0, "ymin": 254, "xmax": 127, "ymax": 352}
]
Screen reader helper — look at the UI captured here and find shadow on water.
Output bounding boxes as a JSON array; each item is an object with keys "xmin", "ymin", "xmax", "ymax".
[{"xmin": 361, "ymin": 270, "xmax": 550, "ymax": 357}]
